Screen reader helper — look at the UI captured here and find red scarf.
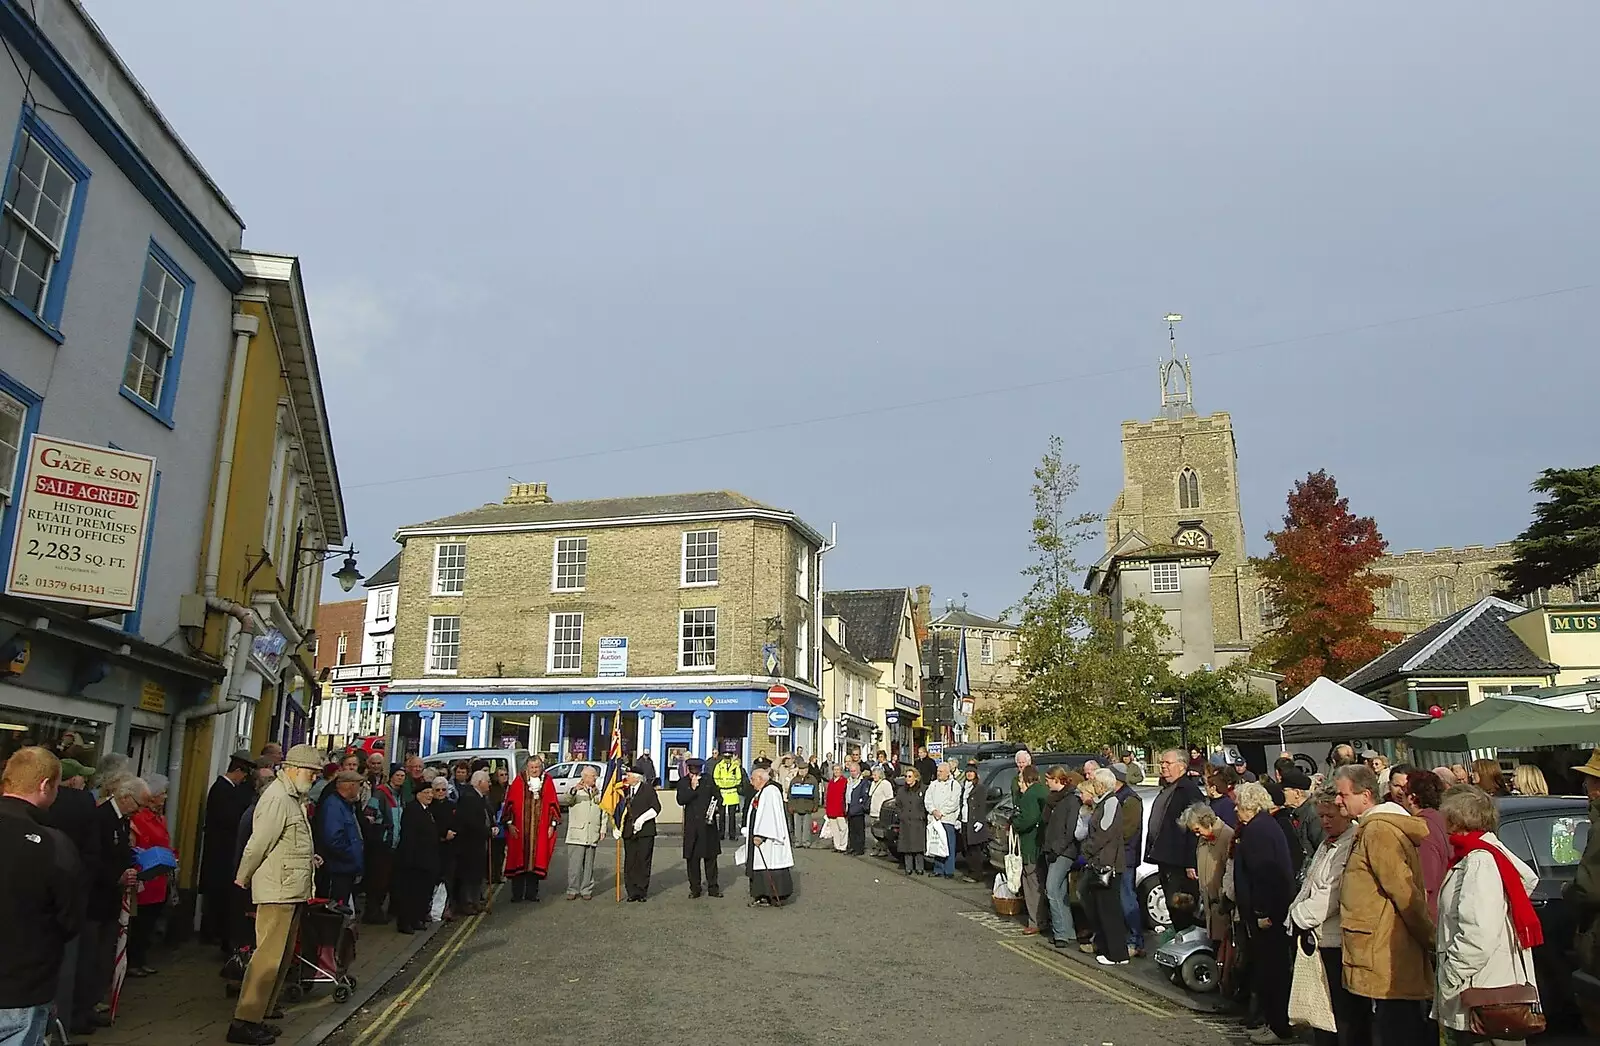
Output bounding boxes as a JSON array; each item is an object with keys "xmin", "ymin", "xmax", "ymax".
[{"xmin": 1448, "ymin": 831, "xmax": 1543, "ymax": 949}]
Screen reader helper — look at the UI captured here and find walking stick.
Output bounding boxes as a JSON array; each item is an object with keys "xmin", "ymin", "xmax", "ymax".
[{"xmin": 484, "ymin": 832, "xmax": 495, "ymax": 914}]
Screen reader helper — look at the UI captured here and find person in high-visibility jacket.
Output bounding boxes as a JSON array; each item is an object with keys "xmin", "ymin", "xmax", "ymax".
[{"xmin": 711, "ymin": 752, "xmax": 750, "ymax": 841}]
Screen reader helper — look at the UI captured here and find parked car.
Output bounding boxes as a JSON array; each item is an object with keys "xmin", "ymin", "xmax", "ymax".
[
  {"xmin": 423, "ymin": 747, "xmax": 534, "ymax": 781},
  {"xmin": 546, "ymin": 761, "xmax": 607, "ymax": 803},
  {"xmin": 872, "ymin": 754, "xmax": 1099, "ymax": 861},
  {"xmin": 1491, "ymin": 795, "xmax": 1590, "ymax": 1028}
]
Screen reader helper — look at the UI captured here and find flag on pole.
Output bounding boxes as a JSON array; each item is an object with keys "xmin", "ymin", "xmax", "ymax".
[
  {"xmin": 598, "ymin": 716, "xmax": 628, "ymax": 824},
  {"xmin": 954, "ymin": 627, "xmax": 971, "ymax": 699}
]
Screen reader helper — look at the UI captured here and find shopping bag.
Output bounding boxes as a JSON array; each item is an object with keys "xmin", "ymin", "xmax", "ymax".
[
  {"xmin": 991, "ymin": 873, "xmax": 1017, "ymax": 901},
  {"xmin": 429, "ymin": 882, "xmax": 447, "ymax": 922},
  {"xmin": 819, "ymin": 819, "xmax": 837, "ymax": 844},
  {"xmin": 1003, "ymin": 832, "xmax": 1023, "ymax": 894},
  {"xmin": 1288, "ymin": 930, "xmax": 1336, "ymax": 1032},
  {"xmin": 926, "ymin": 820, "xmax": 948, "ymax": 858}
]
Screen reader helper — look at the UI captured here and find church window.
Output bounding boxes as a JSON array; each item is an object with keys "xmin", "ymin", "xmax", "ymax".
[
  {"xmin": 1575, "ymin": 569, "xmax": 1599, "ymax": 602},
  {"xmin": 1178, "ymin": 468, "xmax": 1200, "ymax": 510},
  {"xmin": 1256, "ymin": 589, "xmax": 1283, "ymax": 628},
  {"xmin": 1150, "ymin": 561, "xmax": 1180, "ymax": 593},
  {"xmin": 1384, "ymin": 578, "xmax": 1411, "ymax": 619},
  {"xmin": 1520, "ymin": 587, "xmax": 1551, "ymax": 609},
  {"xmin": 1472, "ymin": 574, "xmax": 1496, "ymax": 602},
  {"xmin": 1429, "ymin": 576, "xmax": 1456, "ymax": 618}
]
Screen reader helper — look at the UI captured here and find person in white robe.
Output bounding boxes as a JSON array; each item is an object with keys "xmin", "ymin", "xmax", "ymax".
[{"xmin": 743, "ymin": 768, "xmax": 794, "ymax": 907}]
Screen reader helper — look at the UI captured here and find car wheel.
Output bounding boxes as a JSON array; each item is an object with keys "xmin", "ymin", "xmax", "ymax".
[
  {"xmin": 1179, "ymin": 952, "xmax": 1219, "ymax": 993},
  {"xmin": 1139, "ymin": 875, "xmax": 1170, "ymax": 931}
]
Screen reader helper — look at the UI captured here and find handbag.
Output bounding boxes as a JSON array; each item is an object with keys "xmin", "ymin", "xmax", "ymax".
[
  {"xmin": 1458, "ymin": 984, "xmax": 1545, "ymax": 1038},
  {"xmin": 1287, "ymin": 930, "xmax": 1336, "ymax": 1032},
  {"xmin": 1088, "ymin": 864, "xmax": 1114, "ymax": 888},
  {"xmin": 1003, "ymin": 832, "xmax": 1023, "ymax": 893}
]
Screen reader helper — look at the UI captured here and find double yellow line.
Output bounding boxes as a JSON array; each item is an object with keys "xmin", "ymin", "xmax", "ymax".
[
  {"xmin": 997, "ymin": 940, "xmax": 1174, "ymax": 1020},
  {"xmin": 352, "ymin": 910, "xmax": 488, "ymax": 1046}
]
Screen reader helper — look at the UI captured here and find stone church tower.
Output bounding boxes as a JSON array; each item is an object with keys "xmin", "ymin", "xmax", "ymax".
[{"xmin": 1106, "ymin": 322, "xmax": 1249, "ymax": 645}]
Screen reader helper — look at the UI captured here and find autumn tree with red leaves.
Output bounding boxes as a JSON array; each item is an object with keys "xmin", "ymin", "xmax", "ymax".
[{"xmin": 1251, "ymin": 470, "xmax": 1401, "ymax": 692}]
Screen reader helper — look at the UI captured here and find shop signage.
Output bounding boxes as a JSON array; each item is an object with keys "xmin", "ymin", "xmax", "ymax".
[
  {"xmin": 5, "ymin": 435, "xmax": 156, "ymax": 612},
  {"xmin": 139, "ymin": 680, "xmax": 166, "ymax": 714},
  {"xmin": 1550, "ymin": 612, "xmax": 1600, "ymax": 633},
  {"xmin": 4, "ymin": 637, "xmax": 29, "ymax": 675},
  {"xmin": 885, "ymin": 710, "xmax": 899, "ymax": 724},
  {"xmin": 767, "ymin": 704, "xmax": 790, "ymax": 729},
  {"xmin": 762, "ymin": 642, "xmax": 779, "ymax": 675},
  {"xmin": 928, "ymin": 742, "xmax": 943, "ymax": 760},
  {"xmin": 598, "ymin": 636, "xmax": 628, "ymax": 676},
  {"xmin": 385, "ymin": 688, "xmax": 822, "ymax": 718},
  {"xmin": 570, "ymin": 739, "xmax": 588, "ymax": 758},
  {"xmin": 405, "ymin": 696, "xmax": 448, "ymax": 711},
  {"xmin": 894, "ymin": 692, "xmax": 921, "ymax": 713},
  {"xmin": 251, "ymin": 629, "xmax": 288, "ymax": 676},
  {"xmin": 500, "ymin": 735, "xmax": 518, "ymax": 749},
  {"xmin": 766, "ymin": 684, "xmax": 789, "ymax": 706},
  {"xmin": 720, "ymin": 738, "xmax": 741, "ymax": 755}
]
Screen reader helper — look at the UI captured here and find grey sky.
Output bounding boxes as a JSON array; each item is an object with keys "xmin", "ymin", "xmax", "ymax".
[{"xmin": 87, "ymin": 2, "xmax": 1598, "ymax": 615}]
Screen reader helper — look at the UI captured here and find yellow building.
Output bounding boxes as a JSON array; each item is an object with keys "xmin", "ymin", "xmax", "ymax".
[{"xmin": 169, "ymin": 251, "xmax": 348, "ymax": 891}]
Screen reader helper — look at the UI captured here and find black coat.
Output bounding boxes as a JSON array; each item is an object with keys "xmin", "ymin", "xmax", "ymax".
[
  {"xmin": 621, "ymin": 781, "xmax": 661, "ymax": 840},
  {"xmin": 896, "ymin": 784, "xmax": 927, "ymax": 855},
  {"xmin": 1145, "ymin": 774, "xmax": 1205, "ymax": 868},
  {"xmin": 958, "ymin": 777, "xmax": 991, "ymax": 848},
  {"xmin": 1042, "ymin": 788, "xmax": 1082, "ymax": 862},
  {"xmin": 41, "ymin": 785, "xmax": 98, "ymax": 916},
  {"xmin": 846, "ymin": 777, "xmax": 872, "ymax": 816},
  {"xmin": 86, "ymin": 800, "xmax": 132, "ymax": 922},
  {"xmin": 1234, "ymin": 813, "xmax": 1295, "ymax": 926},
  {"xmin": 675, "ymin": 774, "xmax": 721, "ymax": 859},
  {"xmin": 395, "ymin": 800, "xmax": 440, "ymax": 878},
  {"xmin": 454, "ymin": 788, "xmax": 491, "ymax": 848},
  {"xmin": 915, "ymin": 757, "xmax": 938, "ymax": 785},
  {"xmin": 199, "ymin": 776, "xmax": 249, "ymax": 892},
  {"xmin": 0, "ymin": 797, "xmax": 81, "ymax": 1008}
]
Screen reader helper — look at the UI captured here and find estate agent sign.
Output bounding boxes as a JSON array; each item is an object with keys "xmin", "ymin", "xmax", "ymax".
[{"xmin": 5, "ymin": 434, "xmax": 156, "ymax": 613}]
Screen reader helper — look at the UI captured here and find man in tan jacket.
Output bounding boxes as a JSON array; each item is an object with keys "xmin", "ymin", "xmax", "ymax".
[
  {"xmin": 1332, "ymin": 764, "xmax": 1435, "ymax": 1046},
  {"xmin": 229, "ymin": 744, "xmax": 324, "ymax": 1045}
]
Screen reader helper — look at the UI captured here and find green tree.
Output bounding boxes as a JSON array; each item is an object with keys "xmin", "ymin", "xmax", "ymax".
[
  {"xmin": 1496, "ymin": 466, "xmax": 1600, "ymax": 597},
  {"xmin": 1156, "ymin": 664, "xmax": 1274, "ymax": 750},
  {"xmin": 999, "ymin": 437, "xmax": 1172, "ymax": 750},
  {"xmin": 1251, "ymin": 470, "xmax": 1400, "ymax": 692}
]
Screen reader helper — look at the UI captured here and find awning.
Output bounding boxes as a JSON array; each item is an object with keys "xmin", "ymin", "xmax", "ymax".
[
  {"xmin": 1222, "ymin": 675, "xmax": 1429, "ymax": 746},
  {"xmin": 1406, "ymin": 698, "xmax": 1600, "ymax": 752}
]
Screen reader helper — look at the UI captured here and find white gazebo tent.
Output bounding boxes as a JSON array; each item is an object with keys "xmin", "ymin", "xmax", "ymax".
[{"xmin": 1222, "ymin": 676, "xmax": 1431, "ymax": 753}]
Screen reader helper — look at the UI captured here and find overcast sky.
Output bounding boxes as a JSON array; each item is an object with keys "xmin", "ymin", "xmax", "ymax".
[{"xmin": 87, "ymin": 2, "xmax": 1598, "ymax": 616}]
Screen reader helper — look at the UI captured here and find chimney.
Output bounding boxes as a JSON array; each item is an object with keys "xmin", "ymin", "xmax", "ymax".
[
  {"xmin": 504, "ymin": 482, "xmax": 552, "ymax": 505},
  {"xmin": 913, "ymin": 584, "xmax": 933, "ymax": 642}
]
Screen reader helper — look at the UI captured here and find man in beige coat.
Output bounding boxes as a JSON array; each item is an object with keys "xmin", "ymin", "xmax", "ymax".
[
  {"xmin": 229, "ymin": 744, "xmax": 323, "ymax": 1045},
  {"xmin": 1332, "ymin": 764, "xmax": 1435, "ymax": 1046}
]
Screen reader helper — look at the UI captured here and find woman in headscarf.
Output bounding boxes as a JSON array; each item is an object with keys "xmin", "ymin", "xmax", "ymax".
[
  {"xmin": 895, "ymin": 767, "xmax": 928, "ymax": 875},
  {"xmin": 618, "ymin": 760, "xmax": 661, "ymax": 902},
  {"xmin": 428, "ymin": 775, "xmax": 459, "ymax": 919}
]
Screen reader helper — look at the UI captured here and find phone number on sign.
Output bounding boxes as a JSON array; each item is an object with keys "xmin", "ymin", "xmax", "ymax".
[{"xmin": 11, "ymin": 573, "xmax": 108, "ymax": 597}]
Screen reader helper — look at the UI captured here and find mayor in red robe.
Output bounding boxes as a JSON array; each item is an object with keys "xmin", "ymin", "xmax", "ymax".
[{"xmin": 501, "ymin": 756, "xmax": 560, "ymax": 901}]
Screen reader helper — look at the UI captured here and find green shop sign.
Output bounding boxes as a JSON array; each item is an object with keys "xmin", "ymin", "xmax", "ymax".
[{"xmin": 1549, "ymin": 612, "xmax": 1600, "ymax": 633}]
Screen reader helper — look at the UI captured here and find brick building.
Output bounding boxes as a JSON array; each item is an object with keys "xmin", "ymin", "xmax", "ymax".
[
  {"xmin": 384, "ymin": 484, "xmax": 826, "ymax": 773},
  {"xmin": 928, "ymin": 605, "xmax": 1021, "ymax": 742}
]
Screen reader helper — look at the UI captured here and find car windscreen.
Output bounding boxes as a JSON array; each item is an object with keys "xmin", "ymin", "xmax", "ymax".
[{"xmin": 1513, "ymin": 813, "xmax": 1590, "ymax": 870}]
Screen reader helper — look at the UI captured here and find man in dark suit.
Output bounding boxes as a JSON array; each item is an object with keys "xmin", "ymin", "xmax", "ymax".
[
  {"xmin": 1144, "ymin": 748, "xmax": 1206, "ymax": 934},
  {"xmin": 200, "ymin": 752, "xmax": 256, "ymax": 952},
  {"xmin": 73, "ymin": 775, "xmax": 141, "ymax": 1036},
  {"xmin": 41, "ymin": 758, "xmax": 99, "ymax": 1037}
]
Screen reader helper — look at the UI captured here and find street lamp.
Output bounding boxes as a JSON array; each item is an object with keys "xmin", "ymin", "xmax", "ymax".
[{"xmin": 286, "ymin": 541, "xmax": 362, "ymax": 608}]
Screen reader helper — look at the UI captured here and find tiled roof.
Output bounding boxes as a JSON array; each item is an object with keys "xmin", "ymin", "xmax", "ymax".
[
  {"xmin": 822, "ymin": 589, "xmax": 909, "ymax": 663},
  {"xmin": 930, "ymin": 609, "xmax": 1017, "ymax": 632},
  {"xmin": 398, "ymin": 491, "xmax": 826, "ymax": 543},
  {"xmin": 1114, "ymin": 542, "xmax": 1220, "ymax": 562},
  {"xmin": 364, "ymin": 551, "xmax": 401, "ymax": 588},
  {"xmin": 1342, "ymin": 597, "xmax": 1557, "ymax": 692}
]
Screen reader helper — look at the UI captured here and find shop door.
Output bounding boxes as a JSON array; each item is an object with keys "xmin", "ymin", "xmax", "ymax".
[
  {"xmin": 660, "ymin": 728, "xmax": 693, "ymax": 786},
  {"xmin": 127, "ymin": 728, "xmax": 159, "ymax": 777}
]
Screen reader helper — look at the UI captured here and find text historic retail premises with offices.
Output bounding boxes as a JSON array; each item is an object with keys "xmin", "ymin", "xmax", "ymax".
[{"xmin": 381, "ymin": 486, "xmax": 826, "ymax": 775}]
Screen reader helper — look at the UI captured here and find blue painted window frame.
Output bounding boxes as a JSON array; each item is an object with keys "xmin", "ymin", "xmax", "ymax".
[
  {"xmin": 0, "ymin": 369, "xmax": 45, "ymax": 583},
  {"xmin": 118, "ymin": 239, "xmax": 194, "ymax": 428},
  {"xmin": 0, "ymin": 106, "xmax": 91, "ymax": 340}
]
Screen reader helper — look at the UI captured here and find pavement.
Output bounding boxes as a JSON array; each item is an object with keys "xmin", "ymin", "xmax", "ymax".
[{"xmin": 88, "ymin": 907, "xmax": 443, "ymax": 1046}]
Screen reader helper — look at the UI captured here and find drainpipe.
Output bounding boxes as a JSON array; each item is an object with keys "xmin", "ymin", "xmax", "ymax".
[
  {"xmin": 166, "ymin": 597, "xmax": 261, "ymax": 834},
  {"xmin": 202, "ymin": 313, "xmax": 258, "ymax": 599},
  {"xmin": 816, "ymin": 523, "xmax": 836, "ymax": 759}
]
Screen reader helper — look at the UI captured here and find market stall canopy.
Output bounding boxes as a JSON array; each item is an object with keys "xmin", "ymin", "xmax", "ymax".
[
  {"xmin": 1406, "ymin": 697, "xmax": 1600, "ymax": 753},
  {"xmin": 1222, "ymin": 676, "xmax": 1430, "ymax": 745}
]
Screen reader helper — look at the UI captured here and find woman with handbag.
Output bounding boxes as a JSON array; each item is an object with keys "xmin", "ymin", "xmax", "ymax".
[
  {"xmin": 895, "ymin": 768, "xmax": 928, "ymax": 875},
  {"xmin": 1435, "ymin": 785, "xmax": 1544, "ymax": 1046},
  {"xmin": 1012, "ymin": 766, "xmax": 1049, "ymax": 935},
  {"xmin": 1233, "ymin": 782, "xmax": 1296, "ymax": 1045},
  {"xmin": 1077, "ymin": 768, "xmax": 1129, "ymax": 965},
  {"xmin": 1285, "ymin": 784, "xmax": 1359, "ymax": 1046},
  {"xmin": 956, "ymin": 760, "xmax": 991, "ymax": 882}
]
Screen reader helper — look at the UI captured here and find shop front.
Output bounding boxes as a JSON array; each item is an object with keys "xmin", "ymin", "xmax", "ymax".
[
  {"xmin": 837, "ymin": 712, "xmax": 877, "ymax": 762},
  {"xmin": 884, "ymin": 692, "xmax": 922, "ymax": 762},
  {"xmin": 384, "ymin": 688, "xmax": 821, "ymax": 776}
]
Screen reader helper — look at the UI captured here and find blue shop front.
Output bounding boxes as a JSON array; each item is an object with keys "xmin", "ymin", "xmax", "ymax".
[{"xmin": 383, "ymin": 688, "xmax": 820, "ymax": 771}]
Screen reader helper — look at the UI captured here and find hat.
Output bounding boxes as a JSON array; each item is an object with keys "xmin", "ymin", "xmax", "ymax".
[
  {"xmin": 334, "ymin": 770, "xmax": 366, "ymax": 785},
  {"xmin": 59, "ymin": 758, "xmax": 94, "ymax": 781},
  {"xmin": 1280, "ymin": 769, "xmax": 1313, "ymax": 791},
  {"xmin": 631, "ymin": 756, "xmax": 652, "ymax": 775},
  {"xmin": 227, "ymin": 750, "xmax": 256, "ymax": 772},
  {"xmin": 1110, "ymin": 762, "xmax": 1129, "ymax": 783},
  {"xmin": 1573, "ymin": 751, "xmax": 1600, "ymax": 781},
  {"xmin": 1360, "ymin": 749, "xmax": 1382, "ymax": 760},
  {"xmin": 684, "ymin": 757, "xmax": 704, "ymax": 775},
  {"xmin": 282, "ymin": 744, "xmax": 326, "ymax": 771}
]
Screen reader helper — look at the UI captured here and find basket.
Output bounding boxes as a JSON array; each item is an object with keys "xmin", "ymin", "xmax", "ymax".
[{"xmin": 992, "ymin": 895, "xmax": 1023, "ymax": 917}]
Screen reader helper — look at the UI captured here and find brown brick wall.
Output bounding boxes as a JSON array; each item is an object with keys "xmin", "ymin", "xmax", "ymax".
[
  {"xmin": 393, "ymin": 518, "xmax": 815, "ymax": 682},
  {"xmin": 313, "ymin": 598, "xmax": 365, "ymax": 672}
]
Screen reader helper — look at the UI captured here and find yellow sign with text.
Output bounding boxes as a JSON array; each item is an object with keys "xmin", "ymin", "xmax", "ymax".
[
  {"xmin": 5, "ymin": 435, "xmax": 156, "ymax": 612},
  {"xmin": 139, "ymin": 680, "xmax": 167, "ymax": 714}
]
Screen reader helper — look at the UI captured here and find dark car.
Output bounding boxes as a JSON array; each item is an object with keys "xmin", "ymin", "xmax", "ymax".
[
  {"xmin": 871, "ymin": 753, "xmax": 1099, "ymax": 859},
  {"xmin": 1492, "ymin": 795, "xmax": 1590, "ymax": 1028}
]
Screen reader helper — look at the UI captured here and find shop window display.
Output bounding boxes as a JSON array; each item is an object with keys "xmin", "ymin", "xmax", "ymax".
[{"xmin": 0, "ymin": 707, "xmax": 105, "ymax": 769}]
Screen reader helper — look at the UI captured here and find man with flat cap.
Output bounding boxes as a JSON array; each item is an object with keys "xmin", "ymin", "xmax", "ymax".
[
  {"xmin": 201, "ymin": 751, "xmax": 257, "ymax": 952},
  {"xmin": 674, "ymin": 757, "xmax": 722, "ymax": 898}
]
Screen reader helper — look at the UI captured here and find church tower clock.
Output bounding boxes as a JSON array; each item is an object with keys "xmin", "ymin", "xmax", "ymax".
[{"xmin": 1105, "ymin": 316, "xmax": 1249, "ymax": 643}]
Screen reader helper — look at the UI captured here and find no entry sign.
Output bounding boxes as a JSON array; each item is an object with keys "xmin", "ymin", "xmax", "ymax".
[{"xmin": 766, "ymin": 684, "xmax": 789, "ymax": 706}]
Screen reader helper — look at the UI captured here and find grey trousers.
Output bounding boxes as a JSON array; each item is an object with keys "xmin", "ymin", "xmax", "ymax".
[
  {"xmin": 1020, "ymin": 864, "xmax": 1043, "ymax": 931},
  {"xmin": 566, "ymin": 844, "xmax": 597, "ymax": 898},
  {"xmin": 791, "ymin": 812, "xmax": 814, "ymax": 847}
]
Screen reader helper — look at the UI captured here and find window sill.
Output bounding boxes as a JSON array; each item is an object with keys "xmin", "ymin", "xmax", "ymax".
[
  {"xmin": 431, "ymin": 589, "xmax": 465, "ymax": 598},
  {"xmin": 676, "ymin": 664, "xmax": 716, "ymax": 673},
  {"xmin": 423, "ymin": 669, "xmax": 458, "ymax": 676},
  {"xmin": 550, "ymin": 587, "xmax": 586, "ymax": 595},
  {"xmin": 0, "ymin": 295, "xmax": 65, "ymax": 344},
  {"xmin": 119, "ymin": 386, "xmax": 175, "ymax": 428},
  {"xmin": 680, "ymin": 580, "xmax": 719, "ymax": 589},
  {"xmin": 547, "ymin": 667, "xmax": 582, "ymax": 675}
]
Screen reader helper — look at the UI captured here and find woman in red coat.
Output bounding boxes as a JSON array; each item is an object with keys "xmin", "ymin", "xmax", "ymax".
[
  {"xmin": 129, "ymin": 774, "xmax": 176, "ymax": 976},
  {"xmin": 501, "ymin": 756, "xmax": 561, "ymax": 901}
]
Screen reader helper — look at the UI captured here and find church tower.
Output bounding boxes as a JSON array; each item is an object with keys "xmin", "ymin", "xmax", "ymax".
[{"xmin": 1106, "ymin": 316, "xmax": 1249, "ymax": 644}]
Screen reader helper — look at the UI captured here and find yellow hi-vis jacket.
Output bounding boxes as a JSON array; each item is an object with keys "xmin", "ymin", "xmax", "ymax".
[{"xmin": 712, "ymin": 757, "xmax": 744, "ymax": 806}]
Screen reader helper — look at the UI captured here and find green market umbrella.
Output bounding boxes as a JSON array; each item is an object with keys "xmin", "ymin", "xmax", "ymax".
[{"xmin": 1406, "ymin": 697, "xmax": 1600, "ymax": 752}]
